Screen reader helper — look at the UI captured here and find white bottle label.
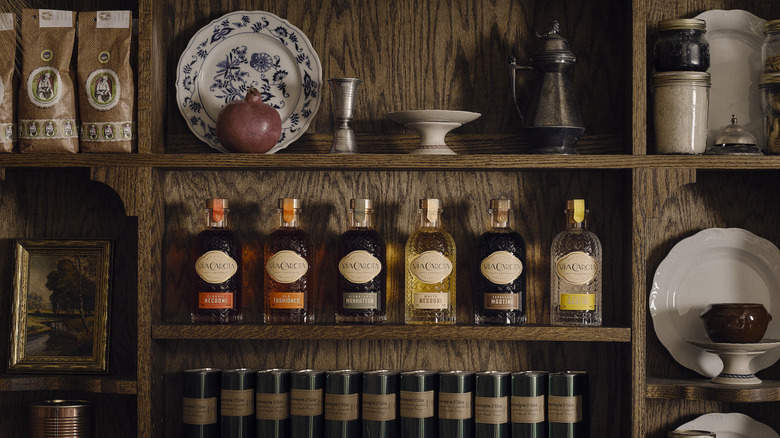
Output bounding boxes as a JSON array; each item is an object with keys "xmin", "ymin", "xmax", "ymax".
[
  {"xmin": 195, "ymin": 250, "xmax": 238, "ymax": 284},
  {"xmin": 266, "ymin": 250, "xmax": 309, "ymax": 284},
  {"xmin": 555, "ymin": 251, "xmax": 598, "ymax": 285},
  {"xmin": 480, "ymin": 251, "xmax": 523, "ymax": 284},
  {"xmin": 339, "ymin": 250, "xmax": 382, "ymax": 284},
  {"xmin": 409, "ymin": 250, "xmax": 453, "ymax": 284}
]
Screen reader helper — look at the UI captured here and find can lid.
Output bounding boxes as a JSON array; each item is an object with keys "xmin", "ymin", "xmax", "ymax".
[
  {"xmin": 652, "ymin": 71, "xmax": 711, "ymax": 87},
  {"xmin": 764, "ymin": 19, "xmax": 780, "ymax": 34},
  {"xmin": 760, "ymin": 72, "xmax": 780, "ymax": 86},
  {"xmin": 658, "ymin": 18, "xmax": 706, "ymax": 31}
]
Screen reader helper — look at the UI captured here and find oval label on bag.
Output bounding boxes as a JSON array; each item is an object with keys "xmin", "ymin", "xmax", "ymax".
[{"xmin": 28, "ymin": 67, "xmax": 62, "ymax": 107}]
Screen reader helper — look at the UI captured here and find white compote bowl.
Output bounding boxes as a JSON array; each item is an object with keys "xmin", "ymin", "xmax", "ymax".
[
  {"xmin": 686, "ymin": 338, "xmax": 780, "ymax": 385},
  {"xmin": 385, "ymin": 110, "xmax": 481, "ymax": 155}
]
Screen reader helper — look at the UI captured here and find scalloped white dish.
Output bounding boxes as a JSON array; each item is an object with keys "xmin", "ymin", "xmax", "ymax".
[
  {"xmin": 695, "ymin": 10, "xmax": 765, "ymax": 150},
  {"xmin": 649, "ymin": 228, "xmax": 780, "ymax": 378},
  {"xmin": 678, "ymin": 413, "xmax": 779, "ymax": 438},
  {"xmin": 176, "ymin": 11, "xmax": 323, "ymax": 153}
]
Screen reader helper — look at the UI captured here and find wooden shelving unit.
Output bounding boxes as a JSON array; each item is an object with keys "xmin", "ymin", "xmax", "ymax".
[{"xmin": 0, "ymin": 0, "xmax": 778, "ymax": 437}]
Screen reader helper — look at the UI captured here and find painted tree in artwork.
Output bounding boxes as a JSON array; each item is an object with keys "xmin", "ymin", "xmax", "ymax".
[{"xmin": 44, "ymin": 257, "xmax": 97, "ymax": 329}]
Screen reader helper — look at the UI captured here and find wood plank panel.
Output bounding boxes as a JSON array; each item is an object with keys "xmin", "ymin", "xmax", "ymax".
[{"xmin": 645, "ymin": 399, "xmax": 780, "ymax": 438}]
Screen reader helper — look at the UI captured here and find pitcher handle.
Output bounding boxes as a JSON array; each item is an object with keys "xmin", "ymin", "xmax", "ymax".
[{"xmin": 508, "ymin": 55, "xmax": 534, "ymax": 126}]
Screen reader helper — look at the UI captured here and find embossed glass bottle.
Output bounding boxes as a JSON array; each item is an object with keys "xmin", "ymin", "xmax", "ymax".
[
  {"xmin": 475, "ymin": 199, "xmax": 526, "ymax": 325},
  {"xmin": 336, "ymin": 198, "xmax": 386, "ymax": 323},
  {"xmin": 405, "ymin": 198, "xmax": 456, "ymax": 324},
  {"xmin": 264, "ymin": 198, "xmax": 313, "ymax": 324},
  {"xmin": 550, "ymin": 199, "xmax": 602, "ymax": 326},
  {"xmin": 192, "ymin": 198, "xmax": 242, "ymax": 323}
]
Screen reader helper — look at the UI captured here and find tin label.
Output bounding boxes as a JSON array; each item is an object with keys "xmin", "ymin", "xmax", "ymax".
[
  {"xmin": 560, "ymin": 293, "xmax": 596, "ymax": 311},
  {"xmin": 400, "ymin": 390, "xmax": 435, "ymax": 418},
  {"xmin": 475, "ymin": 396, "xmax": 508, "ymax": 424},
  {"xmin": 339, "ymin": 250, "xmax": 382, "ymax": 284},
  {"xmin": 548, "ymin": 395, "xmax": 582, "ymax": 423},
  {"xmin": 198, "ymin": 292, "xmax": 234, "ymax": 310},
  {"xmin": 195, "ymin": 250, "xmax": 238, "ymax": 284},
  {"xmin": 413, "ymin": 292, "xmax": 449, "ymax": 310},
  {"xmin": 480, "ymin": 251, "xmax": 523, "ymax": 284},
  {"xmin": 256, "ymin": 392, "xmax": 289, "ymax": 420},
  {"xmin": 511, "ymin": 395, "xmax": 545, "ymax": 423},
  {"xmin": 555, "ymin": 252, "xmax": 598, "ymax": 285},
  {"xmin": 484, "ymin": 293, "xmax": 520, "ymax": 311},
  {"xmin": 269, "ymin": 292, "xmax": 304, "ymax": 310},
  {"xmin": 290, "ymin": 389, "xmax": 323, "ymax": 417},
  {"xmin": 266, "ymin": 250, "xmax": 308, "ymax": 284},
  {"xmin": 343, "ymin": 292, "xmax": 378, "ymax": 310},
  {"xmin": 221, "ymin": 389, "xmax": 253, "ymax": 417},
  {"xmin": 324, "ymin": 393, "xmax": 359, "ymax": 421},
  {"xmin": 362, "ymin": 393, "xmax": 396, "ymax": 421},
  {"xmin": 182, "ymin": 397, "xmax": 217, "ymax": 425},
  {"xmin": 438, "ymin": 392, "xmax": 472, "ymax": 420},
  {"xmin": 408, "ymin": 251, "xmax": 452, "ymax": 284}
]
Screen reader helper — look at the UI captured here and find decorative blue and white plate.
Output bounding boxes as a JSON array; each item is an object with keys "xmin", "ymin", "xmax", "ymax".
[{"xmin": 176, "ymin": 11, "xmax": 322, "ymax": 153}]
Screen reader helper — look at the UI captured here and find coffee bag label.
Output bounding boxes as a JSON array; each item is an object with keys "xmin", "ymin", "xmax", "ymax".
[
  {"xmin": 195, "ymin": 250, "xmax": 238, "ymax": 284},
  {"xmin": 266, "ymin": 250, "xmax": 308, "ymax": 284},
  {"xmin": 96, "ymin": 11, "xmax": 131, "ymax": 29},
  {"xmin": 27, "ymin": 67, "xmax": 62, "ymax": 108},
  {"xmin": 38, "ymin": 10, "xmax": 73, "ymax": 28},
  {"xmin": 86, "ymin": 69, "xmax": 121, "ymax": 110},
  {"xmin": 511, "ymin": 395, "xmax": 545, "ymax": 423},
  {"xmin": 362, "ymin": 393, "xmax": 396, "ymax": 421},
  {"xmin": 409, "ymin": 251, "xmax": 452, "ymax": 284},
  {"xmin": 182, "ymin": 397, "xmax": 217, "ymax": 425},
  {"xmin": 555, "ymin": 251, "xmax": 598, "ymax": 285},
  {"xmin": 0, "ymin": 13, "xmax": 12, "ymax": 30},
  {"xmin": 339, "ymin": 250, "xmax": 382, "ymax": 284},
  {"xmin": 481, "ymin": 251, "xmax": 523, "ymax": 284}
]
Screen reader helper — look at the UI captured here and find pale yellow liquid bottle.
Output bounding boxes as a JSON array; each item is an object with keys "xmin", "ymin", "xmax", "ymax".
[{"xmin": 405, "ymin": 198, "xmax": 456, "ymax": 324}]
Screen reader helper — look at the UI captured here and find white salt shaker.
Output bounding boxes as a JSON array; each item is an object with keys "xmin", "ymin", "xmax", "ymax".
[{"xmin": 652, "ymin": 71, "xmax": 711, "ymax": 154}]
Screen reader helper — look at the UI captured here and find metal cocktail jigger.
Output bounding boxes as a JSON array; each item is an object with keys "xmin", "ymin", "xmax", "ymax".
[{"xmin": 328, "ymin": 78, "xmax": 362, "ymax": 154}]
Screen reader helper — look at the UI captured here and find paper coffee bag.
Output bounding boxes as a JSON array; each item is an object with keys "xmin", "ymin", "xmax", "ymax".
[
  {"xmin": 18, "ymin": 9, "xmax": 78, "ymax": 153},
  {"xmin": 78, "ymin": 11, "xmax": 135, "ymax": 152},
  {"xmin": 0, "ymin": 13, "xmax": 15, "ymax": 152}
]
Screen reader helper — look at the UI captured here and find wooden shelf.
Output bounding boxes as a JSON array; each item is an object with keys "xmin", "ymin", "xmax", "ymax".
[
  {"xmin": 151, "ymin": 323, "xmax": 632, "ymax": 342},
  {"xmin": 0, "ymin": 375, "xmax": 137, "ymax": 395},
  {"xmin": 647, "ymin": 377, "xmax": 780, "ymax": 403}
]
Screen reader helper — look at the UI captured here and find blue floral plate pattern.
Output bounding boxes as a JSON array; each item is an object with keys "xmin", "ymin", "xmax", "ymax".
[{"xmin": 176, "ymin": 11, "xmax": 322, "ymax": 153}]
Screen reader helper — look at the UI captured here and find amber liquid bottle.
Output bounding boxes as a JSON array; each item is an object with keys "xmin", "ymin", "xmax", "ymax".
[
  {"xmin": 192, "ymin": 198, "xmax": 242, "ymax": 323},
  {"xmin": 475, "ymin": 199, "xmax": 527, "ymax": 325},
  {"xmin": 264, "ymin": 198, "xmax": 314, "ymax": 324},
  {"xmin": 336, "ymin": 198, "xmax": 387, "ymax": 324}
]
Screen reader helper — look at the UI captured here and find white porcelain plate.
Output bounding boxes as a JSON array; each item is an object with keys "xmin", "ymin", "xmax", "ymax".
[
  {"xmin": 385, "ymin": 110, "xmax": 482, "ymax": 125},
  {"xmin": 695, "ymin": 10, "xmax": 765, "ymax": 150},
  {"xmin": 176, "ymin": 11, "xmax": 322, "ymax": 153},
  {"xmin": 649, "ymin": 228, "xmax": 780, "ymax": 378},
  {"xmin": 677, "ymin": 413, "xmax": 779, "ymax": 438}
]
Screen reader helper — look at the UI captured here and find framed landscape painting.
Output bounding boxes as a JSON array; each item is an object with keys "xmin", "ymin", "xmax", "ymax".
[{"xmin": 10, "ymin": 240, "xmax": 112, "ymax": 373}]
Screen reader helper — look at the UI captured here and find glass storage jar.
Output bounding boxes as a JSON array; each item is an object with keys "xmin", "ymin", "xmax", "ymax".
[
  {"xmin": 760, "ymin": 73, "xmax": 780, "ymax": 153},
  {"xmin": 654, "ymin": 18, "xmax": 710, "ymax": 72},
  {"xmin": 652, "ymin": 71, "xmax": 711, "ymax": 154},
  {"xmin": 763, "ymin": 19, "xmax": 780, "ymax": 73}
]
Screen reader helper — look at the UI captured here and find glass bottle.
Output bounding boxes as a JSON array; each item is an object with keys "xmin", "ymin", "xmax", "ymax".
[
  {"xmin": 653, "ymin": 18, "xmax": 710, "ymax": 72},
  {"xmin": 550, "ymin": 199, "xmax": 602, "ymax": 326},
  {"xmin": 192, "ymin": 198, "xmax": 242, "ymax": 323},
  {"xmin": 264, "ymin": 198, "xmax": 313, "ymax": 324},
  {"xmin": 475, "ymin": 199, "xmax": 526, "ymax": 325},
  {"xmin": 336, "ymin": 198, "xmax": 386, "ymax": 323},
  {"xmin": 405, "ymin": 198, "xmax": 456, "ymax": 324}
]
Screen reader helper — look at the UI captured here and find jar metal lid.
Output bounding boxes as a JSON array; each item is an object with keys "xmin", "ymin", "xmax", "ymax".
[
  {"xmin": 760, "ymin": 72, "xmax": 780, "ymax": 86},
  {"xmin": 658, "ymin": 18, "xmax": 706, "ymax": 31},
  {"xmin": 652, "ymin": 71, "xmax": 711, "ymax": 87},
  {"xmin": 764, "ymin": 19, "xmax": 780, "ymax": 35},
  {"xmin": 668, "ymin": 430, "xmax": 715, "ymax": 438}
]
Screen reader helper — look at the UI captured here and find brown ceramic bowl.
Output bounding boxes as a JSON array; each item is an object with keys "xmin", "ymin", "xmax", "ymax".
[{"xmin": 700, "ymin": 303, "xmax": 772, "ymax": 343}]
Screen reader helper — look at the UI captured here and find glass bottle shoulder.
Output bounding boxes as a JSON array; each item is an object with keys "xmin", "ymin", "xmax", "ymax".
[{"xmin": 551, "ymin": 228, "xmax": 602, "ymax": 254}]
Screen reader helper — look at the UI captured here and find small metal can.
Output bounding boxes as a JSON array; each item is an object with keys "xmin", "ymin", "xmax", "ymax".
[
  {"xmin": 511, "ymin": 371, "xmax": 548, "ymax": 438},
  {"xmin": 548, "ymin": 371, "xmax": 588, "ymax": 438},
  {"xmin": 668, "ymin": 431, "xmax": 716, "ymax": 438},
  {"xmin": 182, "ymin": 368, "xmax": 221, "ymax": 438},
  {"xmin": 400, "ymin": 370, "xmax": 438, "ymax": 438},
  {"xmin": 221, "ymin": 368, "xmax": 256, "ymax": 438},
  {"xmin": 438, "ymin": 371, "xmax": 475, "ymax": 438},
  {"xmin": 256, "ymin": 369, "xmax": 291, "ymax": 438},
  {"xmin": 290, "ymin": 369, "xmax": 326, "ymax": 438},
  {"xmin": 362, "ymin": 370, "xmax": 399, "ymax": 438},
  {"xmin": 475, "ymin": 371, "xmax": 510, "ymax": 438},
  {"xmin": 325, "ymin": 370, "xmax": 362, "ymax": 438},
  {"xmin": 30, "ymin": 400, "xmax": 93, "ymax": 438}
]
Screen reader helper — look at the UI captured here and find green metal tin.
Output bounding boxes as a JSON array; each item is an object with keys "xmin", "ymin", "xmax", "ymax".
[
  {"xmin": 548, "ymin": 371, "xmax": 588, "ymax": 438},
  {"xmin": 438, "ymin": 371, "xmax": 475, "ymax": 438},
  {"xmin": 290, "ymin": 369, "xmax": 326, "ymax": 438},
  {"xmin": 475, "ymin": 371, "xmax": 510, "ymax": 438},
  {"xmin": 400, "ymin": 370, "xmax": 437, "ymax": 438},
  {"xmin": 256, "ymin": 369, "xmax": 290, "ymax": 438},
  {"xmin": 362, "ymin": 370, "xmax": 399, "ymax": 438},
  {"xmin": 511, "ymin": 371, "xmax": 548, "ymax": 438},
  {"xmin": 182, "ymin": 368, "xmax": 221, "ymax": 438},
  {"xmin": 325, "ymin": 370, "xmax": 362, "ymax": 438}
]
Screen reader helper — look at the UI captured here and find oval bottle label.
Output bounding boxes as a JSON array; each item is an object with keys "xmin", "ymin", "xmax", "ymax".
[
  {"xmin": 480, "ymin": 251, "xmax": 523, "ymax": 285},
  {"xmin": 195, "ymin": 250, "xmax": 238, "ymax": 284},
  {"xmin": 339, "ymin": 250, "xmax": 382, "ymax": 284},
  {"xmin": 555, "ymin": 251, "xmax": 598, "ymax": 285},
  {"xmin": 408, "ymin": 250, "xmax": 453, "ymax": 284},
  {"xmin": 266, "ymin": 250, "xmax": 309, "ymax": 284}
]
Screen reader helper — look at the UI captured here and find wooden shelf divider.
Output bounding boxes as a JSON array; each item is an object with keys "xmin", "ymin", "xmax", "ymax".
[
  {"xmin": 646, "ymin": 377, "xmax": 780, "ymax": 403},
  {"xmin": 0, "ymin": 375, "xmax": 137, "ymax": 395}
]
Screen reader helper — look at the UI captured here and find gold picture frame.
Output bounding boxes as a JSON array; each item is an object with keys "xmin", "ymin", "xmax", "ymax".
[{"xmin": 10, "ymin": 239, "xmax": 112, "ymax": 373}]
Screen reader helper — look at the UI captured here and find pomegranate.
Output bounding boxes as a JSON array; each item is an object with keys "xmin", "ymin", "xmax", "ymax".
[{"xmin": 216, "ymin": 87, "xmax": 282, "ymax": 153}]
